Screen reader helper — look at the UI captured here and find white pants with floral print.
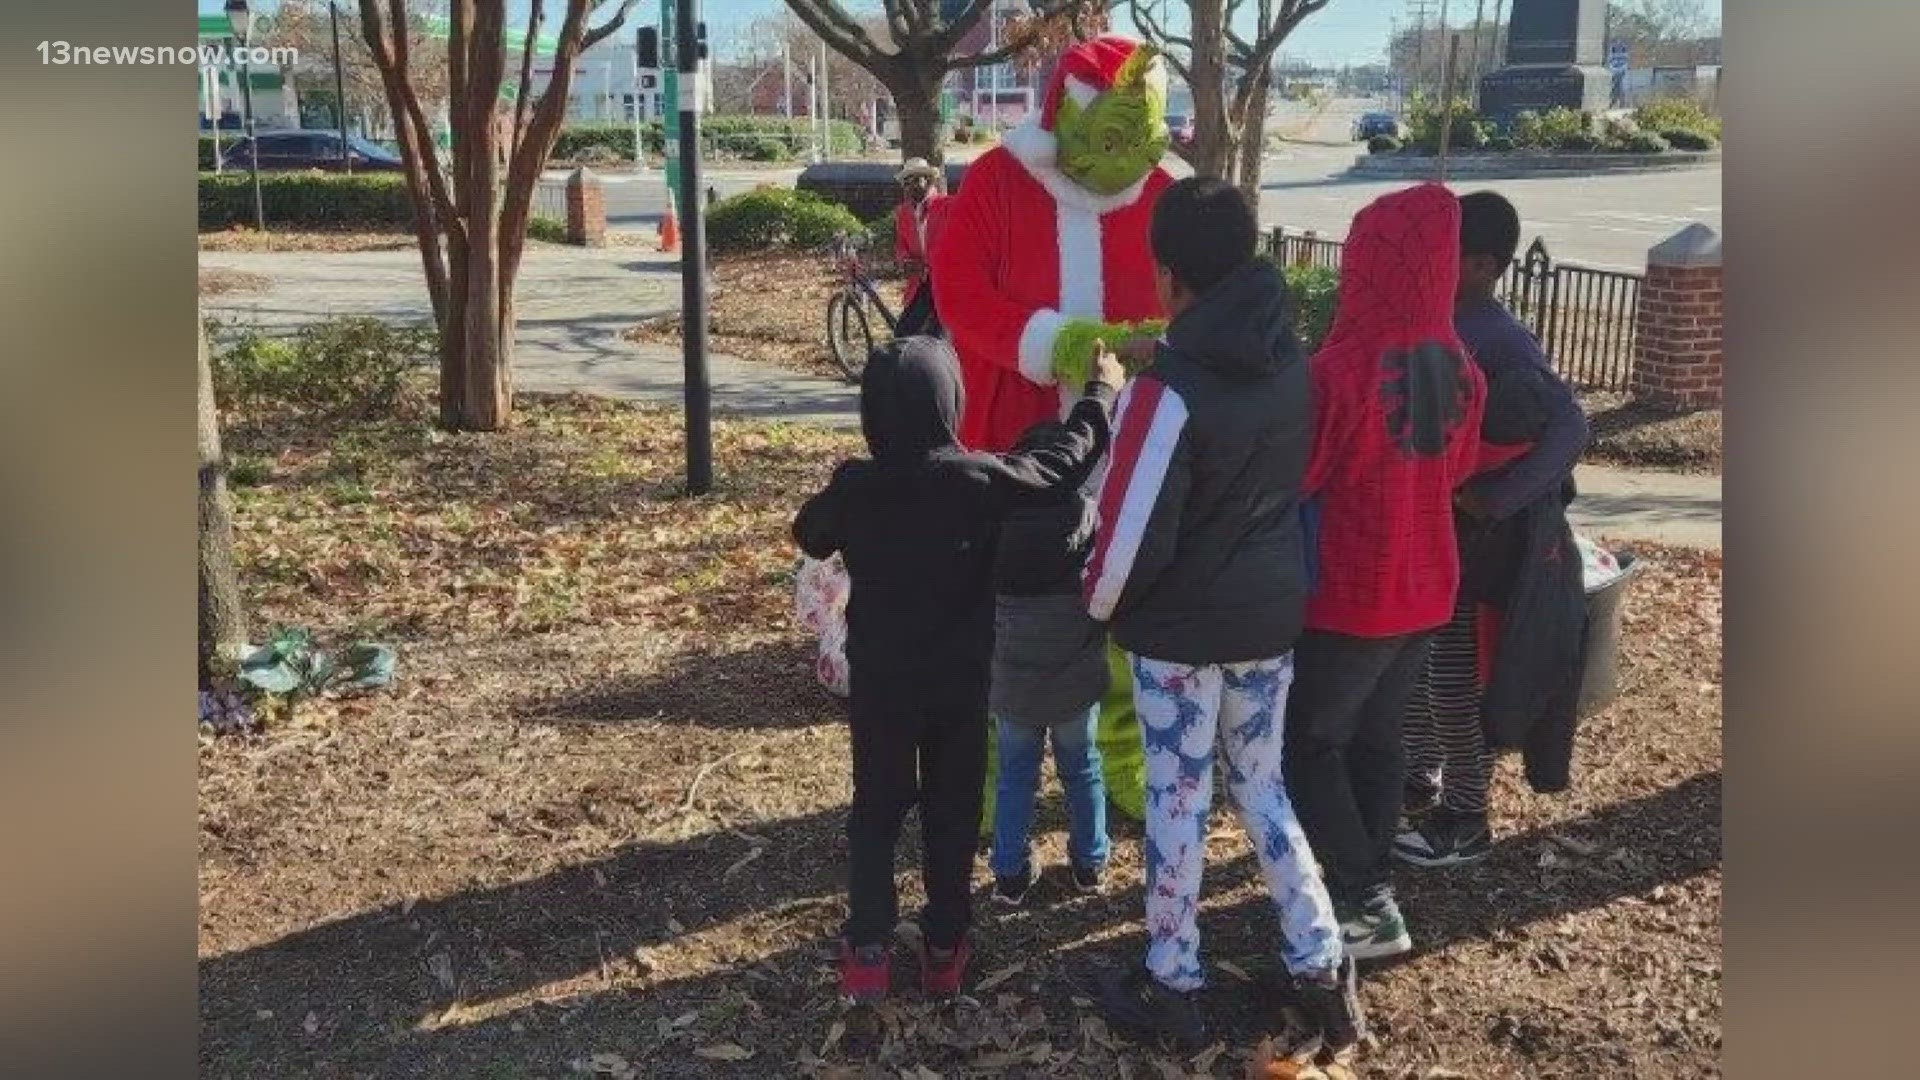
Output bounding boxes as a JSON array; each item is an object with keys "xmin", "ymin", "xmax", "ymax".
[{"xmin": 1133, "ymin": 652, "xmax": 1343, "ymax": 990}]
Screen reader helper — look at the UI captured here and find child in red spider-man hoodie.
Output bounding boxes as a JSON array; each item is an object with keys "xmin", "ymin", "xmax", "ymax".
[{"xmin": 1284, "ymin": 183, "xmax": 1487, "ymax": 965}]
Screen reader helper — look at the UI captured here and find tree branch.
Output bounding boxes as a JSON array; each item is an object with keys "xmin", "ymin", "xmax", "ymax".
[
  {"xmin": 581, "ymin": 0, "xmax": 640, "ymax": 50},
  {"xmin": 783, "ymin": 0, "xmax": 882, "ymax": 64},
  {"xmin": 360, "ymin": 0, "xmax": 460, "ymax": 234},
  {"xmin": 1128, "ymin": 0, "xmax": 1192, "ymax": 83},
  {"xmin": 509, "ymin": 0, "xmax": 542, "ymax": 158}
]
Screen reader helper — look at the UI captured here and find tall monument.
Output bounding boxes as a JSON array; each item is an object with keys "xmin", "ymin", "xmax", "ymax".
[{"xmin": 1477, "ymin": 0, "xmax": 1612, "ymax": 125}]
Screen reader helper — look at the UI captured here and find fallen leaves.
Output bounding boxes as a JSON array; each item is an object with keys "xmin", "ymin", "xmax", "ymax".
[{"xmin": 694, "ymin": 1043, "xmax": 755, "ymax": 1061}]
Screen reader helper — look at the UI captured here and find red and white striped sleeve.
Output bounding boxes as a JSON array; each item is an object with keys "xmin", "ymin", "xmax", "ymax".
[{"xmin": 1083, "ymin": 375, "xmax": 1192, "ymax": 623}]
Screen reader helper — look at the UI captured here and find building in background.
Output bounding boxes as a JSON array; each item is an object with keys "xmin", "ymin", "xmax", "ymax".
[
  {"xmin": 197, "ymin": 13, "xmax": 299, "ymax": 131},
  {"xmin": 949, "ymin": 0, "xmax": 1040, "ymax": 127}
]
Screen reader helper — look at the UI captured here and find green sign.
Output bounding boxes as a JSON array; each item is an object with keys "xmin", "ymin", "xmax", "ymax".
[{"xmin": 660, "ymin": 0, "xmax": 681, "ymax": 215}]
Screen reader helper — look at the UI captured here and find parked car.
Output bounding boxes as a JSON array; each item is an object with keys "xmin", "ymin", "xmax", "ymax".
[
  {"xmin": 219, "ymin": 131, "xmax": 407, "ymax": 172},
  {"xmin": 1166, "ymin": 112, "xmax": 1196, "ymax": 151},
  {"xmin": 1352, "ymin": 111, "xmax": 1401, "ymax": 141}
]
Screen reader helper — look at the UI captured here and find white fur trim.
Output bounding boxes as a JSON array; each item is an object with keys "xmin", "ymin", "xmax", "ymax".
[
  {"xmin": 1056, "ymin": 200, "xmax": 1105, "ymax": 319},
  {"xmin": 999, "ymin": 119, "xmax": 1155, "ymax": 216},
  {"xmin": 1018, "ymin": 309, "xmax": 1068, "ymax": 386},
  {"xmin": 1063, "ymin": 76, "xmax": 1100, "ymax": 110}
]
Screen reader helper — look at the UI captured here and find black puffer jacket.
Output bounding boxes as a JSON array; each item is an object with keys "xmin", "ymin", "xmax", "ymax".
[{"xmin": 1083, "ymin": 259, "xmax": 1315, "ymax": 665}]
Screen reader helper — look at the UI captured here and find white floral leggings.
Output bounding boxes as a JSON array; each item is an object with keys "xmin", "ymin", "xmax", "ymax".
[{"xmin": 1133, "ymin": 653, "xmax": 1344, "ymax": 990}]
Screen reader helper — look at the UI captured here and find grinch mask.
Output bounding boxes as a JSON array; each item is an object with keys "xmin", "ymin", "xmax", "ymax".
[{"xmin": 1053, "ymin": 46, "xmax": 1170, "ymax": 197}]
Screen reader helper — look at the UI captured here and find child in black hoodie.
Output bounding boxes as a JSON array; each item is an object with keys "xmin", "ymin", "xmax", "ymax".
[{"xmin": 793, "ymin": 335, "xmax": 1122, "ymax": 1004}]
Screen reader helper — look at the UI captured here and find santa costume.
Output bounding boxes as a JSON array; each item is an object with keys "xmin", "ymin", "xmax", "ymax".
[
  {"xmin": 931, "ymin": 35, "xmax": 1173, "ymax": 825},
  {"xmin": 932, "ymin": 35, "xmax": 1175, "ymax": 454}
]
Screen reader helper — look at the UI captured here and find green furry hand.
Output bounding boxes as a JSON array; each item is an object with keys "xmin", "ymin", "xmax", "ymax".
[{"xmin": 1051, "ymin": 319, "xmax": 1166, "ymax": 386}]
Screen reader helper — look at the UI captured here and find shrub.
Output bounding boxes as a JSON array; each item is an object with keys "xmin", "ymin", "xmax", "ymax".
[
  {"xmin": 212, "ymin": 316, "xmax": 435, "ymax": 421},
  {"xmin": 745, "ymin": 135, "xmax": 791, "ymax": 162},
  {"xmin": 1404, "ymin": 97, "xmax": 1488, "ymax": 152},
  {"xmin": 1283, "ymin": 263, "xmax": 1340, "ymax": 353},
  {"xmin": 1485, "ymin": 133, "xmax": 1516, "ymax": 152},
  {"xmin": 704, "ymin": 188, "xmax": 864, "ymax": 252},
  {"xmin": 528, "ymin": 215, "xmax": 569, "ymax": 244},
  {"xmin": 1512, "ymin": 107, "xmax": 1594, "ymax": 151},
  {"xmin": 1661, "ymin": 128, "xmax": 1717, "ymax": 151},
  {"xmin": 1367, "ymin": 134, "xmax": 1402, "ymax": 153},
  {"xmin": 575, "ymin": 143, "xmax": 623, "ymax": 166},
  {"xmin": 1633, "ymin": 98, "xmax": 1721, "ymax": 140},
  {"xmin": 1623, "ymin": 131, "xmax": 1671, "ymax": 154},
  {"xmin": 551, "ymin": 123, "xmax": 658, "ymax": 161},
  {"xmin": 199, "ymin": 171, "xmax": 415, "ymax": 231},
  {"xmin": 864, "ymin": 212, "xmax": 900, "ymax": 272},
  {"xmin": 199, "ymin": 135, "xmax": 220, "ymax": 170}
]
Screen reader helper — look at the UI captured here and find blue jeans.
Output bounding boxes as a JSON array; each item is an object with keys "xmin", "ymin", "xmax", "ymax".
[{"xmin": 990, "ymin": 705, "xmax": 1110, "ymax": 878}]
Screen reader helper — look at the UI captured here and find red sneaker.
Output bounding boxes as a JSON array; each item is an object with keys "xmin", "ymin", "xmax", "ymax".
[
  {"xmin": 838, "ymin": 941, "xmax": 890, "ymax": 1004},
  {"xmin": 919, "ymin": 937, "xmax": 971, "ymax": 999}
]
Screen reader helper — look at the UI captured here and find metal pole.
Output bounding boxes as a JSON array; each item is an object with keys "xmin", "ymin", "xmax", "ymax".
[
  {"xmin": 631, "ymin": 35, "xmax": 646, "ymax": 170},
  {"xmin": 676, "ymin": 0, "xmax": 712, "ymax": 495},
  {"xmin": 821, "ymin": 41, "xmax": 831, "ymax": 158},
  {"xmin": 1469, "ymin": 0, "xmax": 1487, "ymax": 97},
  {"xmin": 1490, "ymin": 0, "xmax": 1506, "ymax": 68},
  {"xmin": 1437, "ymin": 34, "xmax": 1460, "ymax": 182},
  {"xmin": 782, "ymin": 35, "xmax": 792, "ymax": 120},
  {"xmin": 205, "ymin": 63, "xmax": 224, "ymax": 173},
  {"xmin": 330, "ymin": 1, "xmax": 350, "ymax": 169},
  {"xmin": 237, "ymin": 39, "xmax": 265, "ymax": 232}
]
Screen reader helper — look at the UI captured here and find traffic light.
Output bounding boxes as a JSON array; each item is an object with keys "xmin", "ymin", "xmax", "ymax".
[
  {"xmin": 696, "ymin": 21, "xmax": 709, "ymax": 61},
  {"xmin": 635, "ymin": 25, "xmax": 659, "ymax": 69}
]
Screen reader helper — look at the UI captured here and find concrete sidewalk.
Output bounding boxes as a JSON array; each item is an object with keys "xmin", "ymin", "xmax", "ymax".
[
  {"xmin": 201, "ymin": 244, "xmax": 858, "ymax": 427},
  {"xmin": 202, "ymin": 244, "xmax": 1720, "ymax": 550}
]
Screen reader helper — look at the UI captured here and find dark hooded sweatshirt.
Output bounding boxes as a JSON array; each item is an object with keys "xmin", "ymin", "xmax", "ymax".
[
  {"xmin": 792, "ymin": 337, "xmax": 1115, "ymax": 701},
  {"xmin": 1081, "ymin": 258, "xmax": 1316, "ymax": 665}
]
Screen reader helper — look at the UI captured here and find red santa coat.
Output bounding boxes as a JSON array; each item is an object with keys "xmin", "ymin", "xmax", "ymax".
[{"xmin": 931, "ymin": 129, "xmax": 1172, "ymax": 452}]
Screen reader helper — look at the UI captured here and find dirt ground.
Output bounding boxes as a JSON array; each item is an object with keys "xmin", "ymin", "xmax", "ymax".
[
  {"xmin": 199, "ymin": 394, "xmax": 1721, "ymax": 1079},
  {"xmin": 1576, "ymin": 391, "xmax": 1722, "ymax": 475}
]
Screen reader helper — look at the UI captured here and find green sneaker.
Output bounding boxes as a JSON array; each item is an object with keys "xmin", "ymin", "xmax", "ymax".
[{"xmin": 1336, "ymin": 893, "xmax": 1412, "ymax": 961}]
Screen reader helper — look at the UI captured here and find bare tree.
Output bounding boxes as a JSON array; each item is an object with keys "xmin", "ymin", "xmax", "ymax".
[
  {"xmin": 780, "ymin": 0, "xmax": 1101, "ymax": 165},
  {"xmin": 199, "ymin": 318, "xmax": 246, "ymax": 689},
  {"xmin": 1132, "ymin": 0, "xmax": 1333, "ymax": 199},
  {"xmin": 356, "ymin": 0, "xmax": 638, "ymax": 432},
  {"xmin": 268, "ymin": 0, "xmax": 450, "ymax": 137}
]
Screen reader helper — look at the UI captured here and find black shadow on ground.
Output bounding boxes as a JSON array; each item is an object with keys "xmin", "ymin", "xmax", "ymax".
[
  {"xmin": 200, "ymin": 771, "xmax": 1719, "ymax": 1077},
  {"xmin": 521, "ymin": 638, "xmax": 847, "ymax": 732}
]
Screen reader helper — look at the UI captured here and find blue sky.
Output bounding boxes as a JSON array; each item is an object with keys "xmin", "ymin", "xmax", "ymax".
[{"xmin": 200, "ymin": 1, "xmax": 1723, "ymax": 67}]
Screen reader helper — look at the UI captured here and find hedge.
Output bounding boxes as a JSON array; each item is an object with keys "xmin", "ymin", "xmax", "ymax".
[
  {"xmin": 199, "ymin": 171, "xmax": 415, "ymax": 231},
  {"xmin": 549, "ymin": 115, "xmax": 865, "ymax": 163},
  {"xmin": 705, "ymin": 188, "xmax": 864, "ymax": 252}
]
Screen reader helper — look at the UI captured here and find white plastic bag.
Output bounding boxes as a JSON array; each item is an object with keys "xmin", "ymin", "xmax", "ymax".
[
  {"xmin": 1575, "ymin": 533, "xmax": 1625, "ymax": 593},
  {"xmin": 794, "ymin": 554, "xmax": 851, "ymax": 697}
]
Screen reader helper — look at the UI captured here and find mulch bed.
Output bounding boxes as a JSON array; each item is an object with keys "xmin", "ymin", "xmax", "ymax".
[
  {"xmin": 1578, "ymin": 391, "xmax": 1722, "ymax": 475},
  {"xmin": 627, "ymin": 252, "xmax": 904, "ymax": 383},
  {"xmin": 199, "ymin": 391, "xmax": 1720, "ymax": 1078}
]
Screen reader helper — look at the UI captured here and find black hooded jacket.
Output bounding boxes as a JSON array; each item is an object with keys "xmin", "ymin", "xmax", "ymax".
[
  {"xmin": 1082, "ymin": 259, "xmax": 1315, "ymax": 664},
  {"xmin": 793, "ymin": 337, "xmax": 1115, "ymax": 700}
]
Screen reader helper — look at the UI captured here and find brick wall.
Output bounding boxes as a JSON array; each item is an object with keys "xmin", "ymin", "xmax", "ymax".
[
  {"xmin": 564, "ymin": 167, "xmax": 606, "ymax": 247},
  {"xmin": 1629, "ymin": 226, "xmax": 1722, "ymax": 409}
]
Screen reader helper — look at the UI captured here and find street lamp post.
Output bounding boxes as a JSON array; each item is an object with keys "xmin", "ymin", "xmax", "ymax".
[
  {"xmin": 226, "ymin": 0, "xmax": 266, "ymax": 233},
  {"xmin": 330, "ymin": 0, "xmax": 350, "ymax": 170}
]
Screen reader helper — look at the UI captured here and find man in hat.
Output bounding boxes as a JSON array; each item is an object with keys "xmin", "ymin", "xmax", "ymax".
[{"xmin": 895, "ymin": 157, "xmax": 948, "ymax": 322}]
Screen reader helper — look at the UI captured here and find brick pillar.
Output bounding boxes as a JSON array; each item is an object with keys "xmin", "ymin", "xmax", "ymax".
[
  {"xmin": 1629, "ymin": 223, "xmax": 1722, "ymax": 410},
  {"xmin": 564, "ymin": 166, "xmax": 606, "ymax": 247}
]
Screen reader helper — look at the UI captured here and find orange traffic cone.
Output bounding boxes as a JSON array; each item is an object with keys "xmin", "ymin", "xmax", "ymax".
[{"xmin": 658, "ymin": 204, "xmax": 680, "ymax": 253}]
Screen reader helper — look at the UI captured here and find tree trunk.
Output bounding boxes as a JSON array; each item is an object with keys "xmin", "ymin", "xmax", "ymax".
[
  {"xmin": 1235, "ymin": 66, "xmax": 1272, "ymax": 208},
  {"xmin": 198, "ymin": 318, "xmax": 247, "ymax": 689},
  {"xmin": 1184, "ymin": 0, "xmax": 1236, "ymax": 179},
  {"xmin": 889, "ymin": 68, "xmax": 945, "ymax": 167}
]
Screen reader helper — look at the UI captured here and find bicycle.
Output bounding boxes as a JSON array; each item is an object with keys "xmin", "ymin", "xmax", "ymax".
[{"xmin": 823, "ymin": 231, "xmax": 896, "ymax": 383}]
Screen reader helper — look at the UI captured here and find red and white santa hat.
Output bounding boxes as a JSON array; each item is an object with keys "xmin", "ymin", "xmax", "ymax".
[{"xmin": 1036, "ymin": 35, "xmax": 1169, "ymax": 133}]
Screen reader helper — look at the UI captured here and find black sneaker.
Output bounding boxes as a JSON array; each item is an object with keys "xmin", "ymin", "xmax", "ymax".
[
  {"xmin": 1393, "ymin": 805, "xmax": 1493, "ymax": 868},
  {"xmin": 992, "ymin": 864, "xmax": 1036, "ymax": 907},
  {"xmin": 1070, "ymin": 862, "xmax": 1104, "ymax": 894},
  {"xmin": 1334, "ymin": 892, "xmax": 1412, "ymax": 961},
  {"xmin": 1098, "ymin": 967, "xmax": 1207, "ymax": 1050},
  {"xmin": 1291, "ymin": 955, "xmax": 1367, "ymax": 1051}
]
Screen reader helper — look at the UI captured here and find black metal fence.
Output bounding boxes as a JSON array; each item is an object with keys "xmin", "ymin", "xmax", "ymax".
[{"xmin": 1266, "ymin": 226, "xmax": 1643, "ymax": 392}]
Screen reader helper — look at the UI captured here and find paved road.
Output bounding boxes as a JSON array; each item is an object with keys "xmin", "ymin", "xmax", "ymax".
[{"xmin": 558, "ymin": 99, "xmax": 1719, "ymax": 272}]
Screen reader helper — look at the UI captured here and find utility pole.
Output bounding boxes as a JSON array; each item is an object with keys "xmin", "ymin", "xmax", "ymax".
[
  {"xmin": 329, "ymin": 0, "xmax": 350, "ymax": 169},
  {"xmin": 1490, "ymin": 0, "xmax": 1507, "ymax": 70},
  {"xmin": 673, "ymin": 0, "xmax": 711, "ymax": 495},
  {"xmin": 1406, "ymin": 0, "xmax": 1435, "ymax": 102},
  {"xmin": 781, "ymin": 34, "xmax": 792, "ymax": 120},
  {"xmin": 1437, "ymin": 33, "xmax": 1461, "ymax": 180},
  {"xmin": 821, "ymin": 41, "xmax": 831, "ymax": 157},
  {"xmin": 1469, "ymin": 0, "xmax": 1488, "ymax": 96}
]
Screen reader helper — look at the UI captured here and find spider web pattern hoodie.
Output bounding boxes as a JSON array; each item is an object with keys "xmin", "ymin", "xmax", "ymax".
[{"xmin": 1301, "ymin": 183, "xmax": 1487, "ymax": 638}]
